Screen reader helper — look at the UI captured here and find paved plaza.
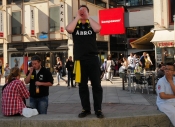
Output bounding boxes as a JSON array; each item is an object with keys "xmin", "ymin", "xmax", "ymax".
[
  {"xmin": 0, "ymin": 76, "xmax": 173, "ymax": 127},
  {"xmin": 0, "ymin": 76, "xmax": 157, "ymax": 115}
]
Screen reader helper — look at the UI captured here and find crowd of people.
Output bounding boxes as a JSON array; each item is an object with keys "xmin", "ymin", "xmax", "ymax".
[{"xmin": 100, "ymin": 52, "xmax": 154, "ymax": 83}]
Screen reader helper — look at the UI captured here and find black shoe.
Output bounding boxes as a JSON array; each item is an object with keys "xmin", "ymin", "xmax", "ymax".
[
  {"xmin": 71, "ymin": 85, "xmax": 76, "ymax": 88},
  {"xmin": 78, "ymin": 110, "xmax": 91, "ymax": 118},
  {"xmin": 95, "ymin": 110, "xmax": 104, "ymax": 118}
]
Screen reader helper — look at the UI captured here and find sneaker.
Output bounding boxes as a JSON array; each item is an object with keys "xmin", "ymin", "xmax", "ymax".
[
  {"xmin": 67, "ymin": 86, "xmax": 70, "ymax": 89},
  {"xmin": 95, "ymin": 110, "xmax": 104, "ymax": 118},
  {"xmin": 110, "ymin": 80, "xmax": 113, "ymax": 84},
  {"xmin": 78, "ymin": 110, "xmax": 91, "ymax": 118}
]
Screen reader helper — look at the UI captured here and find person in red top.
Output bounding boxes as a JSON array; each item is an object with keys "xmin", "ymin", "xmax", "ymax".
[{"xmin": 1, "ymin": 67, "xmax": 30, "ymax": 116}]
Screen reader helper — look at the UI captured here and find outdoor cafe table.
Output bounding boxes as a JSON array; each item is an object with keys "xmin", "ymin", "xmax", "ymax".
[{"xmin": 124, "ymin": 71, "xmax": 156, "ymax": 94}]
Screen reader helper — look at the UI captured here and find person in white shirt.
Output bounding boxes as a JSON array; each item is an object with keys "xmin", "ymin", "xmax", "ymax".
[
  {"xmin": 156, "ymin": 63, "xmax": 175, "ymax": 126},
  {"xmin": 106, "ymin": 55, "xmax": 115, "ymax": 83},
  {"xmin": 128, "ymin": 53, "xmax": 136, "ymax": 72}
]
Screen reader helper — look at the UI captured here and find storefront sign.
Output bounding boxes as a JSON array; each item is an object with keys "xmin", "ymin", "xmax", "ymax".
[
  {"xmin": 99, "ymin": 8, "xmax": 125, "ymax": 35},
  {"xmin": 60, "ymin": 2, "xmax": 64, "ymax": 33},
  {"xmin": 30, "ymin": 6, "xmax": 35, "ymax": 36},
  {"xmin": 157, "ymin": 42, "xmax": 174, "ymax": 47},
  {"xmin": 0, "ymin": 11, "xmax": 4, "ymax": 37},
  {"xmin": 39, "ymin": 34, "xmax": 48, "ymax": 39}
]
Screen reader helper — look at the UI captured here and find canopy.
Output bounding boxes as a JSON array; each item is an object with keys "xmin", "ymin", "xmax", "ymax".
[
  {"xmin": 151, "ymin": 30, "xmax": 174, "ymax": 42},
  {"xmin": 130, "ymin": 32, "xmax": 154, "ymax": 49}
]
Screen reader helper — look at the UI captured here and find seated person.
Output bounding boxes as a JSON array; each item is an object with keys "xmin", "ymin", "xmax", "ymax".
[
  {"xmin": 1, "ymin": 67, "xmax": 30, "ymax": 116},
  {"xmin": 157, "ymin": 64, "xmax": 165, "ymax": 79},
  {"xmin": 156, "ymin": 63, "xmax": 175, "ymax": 126}
]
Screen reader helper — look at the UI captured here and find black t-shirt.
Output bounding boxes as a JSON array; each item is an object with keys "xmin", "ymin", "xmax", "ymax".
[
  {"xmin": 72, "ymin": 20, "xmax": 98, "ymax": 60},
  {"xmin": 26, "ymin": 67, "xmax": 53, "ymax": 98},
  {"xmin": 66, "ymin": 60, "xmax": 74, "ymax": 72},
  {"xmin": 139, "ymin": 56, "xmax": 145, "ymax": 68}
]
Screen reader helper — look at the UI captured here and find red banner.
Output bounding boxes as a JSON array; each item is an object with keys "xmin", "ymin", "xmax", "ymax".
[
  {"xmin": 24, "ymin": 57, "xmax": 28, "ymax": 74},
  {"xmin": 99, "ymin": 8, "xmax": 125, "ymax": 35}
]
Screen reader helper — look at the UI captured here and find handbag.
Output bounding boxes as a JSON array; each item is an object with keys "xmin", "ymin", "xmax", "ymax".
[{"xmin": 110, "ymin": 60, "xmax": 115, "ymax": 70}]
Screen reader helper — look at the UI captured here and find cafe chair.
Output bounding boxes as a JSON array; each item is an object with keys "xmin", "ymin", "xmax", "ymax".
[{"xmin": 135, "ymin": 74, "xmax": 150, "ymax": 94}]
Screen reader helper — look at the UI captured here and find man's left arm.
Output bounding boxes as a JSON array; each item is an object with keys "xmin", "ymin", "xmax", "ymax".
[
  {"xmin": 35, "ymin": 70, "xmax": 53, "ymax": 87},
  {"xmin": 88, "ymin": 17, "xmax": 101, "ymax": 33}
]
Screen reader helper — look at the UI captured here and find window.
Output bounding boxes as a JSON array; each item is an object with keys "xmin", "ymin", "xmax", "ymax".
[
  {"xmin": 0, "ymin": 0, "xmax": 2, "ymax": 5},
  {"xmin": 117, "ymin": 0, "xmax": 125, "ymax": 5},
  {"xmin": 49, "ymin": 6, "xmax": 60, "ymax": 32},
  {"xmin": 87, "ymin": 0, "xmax": 94, "ymax": 4},
  {"xmin": 169, "ymin": 0, "xmax": 175, "ymax": 23},
  {"xmin": 96, "ymin": 0, "xmax": 106, "ymax": 8},
  {"xmin": 24, "ymin": 0, "xmax": 43, "ymax": 2},
  {"xmin": 12, "ymin": 11, "xmax": 21, "ymax": 35},
  {"xmin": 13, "ymin": 0, "xmax": 22, "ymax": 2},
  {"xmin": 7, "ymin": 0, "xmax": 12, "ymax": 4},
  {"xmin": 143, "ymin": 0, "xmax": 153, "ymax": 5},
  {"xmin": 6, "ymin": 0, "xmax": 22, "ymax": 4},
  {"xmin": 126, "ymin": 0, "xmax": 142, "ymax": 6}
]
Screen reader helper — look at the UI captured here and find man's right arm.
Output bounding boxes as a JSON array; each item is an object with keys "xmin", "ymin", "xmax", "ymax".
[
  {"xmin": 24, "ymin": 67, "xmax": 33, "ymax": 84},
  {"xmin": 24, "ymin": 72, "xmax": 32, "ymax": 84},
  {"xmin": 66, "ymin": 17, "xmax": 79, "ymax": 34}
]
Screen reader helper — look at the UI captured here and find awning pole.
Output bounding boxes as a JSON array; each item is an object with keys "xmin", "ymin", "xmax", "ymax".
[
  {"xmin": 106, "ymin": 0, "xmax": 110, "ymax": 55},
  {"xmin": 173, "ymin": 14, "xmax": 175, "ymax": 43}
]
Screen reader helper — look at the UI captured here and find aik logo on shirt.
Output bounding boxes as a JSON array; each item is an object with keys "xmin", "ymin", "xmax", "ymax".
[{"xmin": 75, "ymin": 30, "xmax": 92, "ymax": 35}]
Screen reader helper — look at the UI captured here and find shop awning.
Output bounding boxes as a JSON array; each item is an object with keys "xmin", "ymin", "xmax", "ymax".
[
  {"xmin": 151, "ymin": 30, "xmax": 174, "ymax": 42},
  {"xmin": 130, "ymin": 32, "xmax": 154, "ymax": 49}
]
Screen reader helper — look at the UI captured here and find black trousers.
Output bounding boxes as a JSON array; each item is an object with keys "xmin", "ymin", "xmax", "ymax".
[
  {"xmin": 68, "ymin": 71, "xmax": 74, "ymax": 86},
  {"xmin": 79, "ymin": 56, "xmax": 103, "ymax": 112}
]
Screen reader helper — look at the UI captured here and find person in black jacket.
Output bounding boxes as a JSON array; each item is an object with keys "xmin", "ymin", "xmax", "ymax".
[
  {"xmin": 66, "ymin": 56, "xmax": 75, "ymax": 88},
  {"xmin": 24, "ymin": 55, "xmax": 53, "ymax": 114}
]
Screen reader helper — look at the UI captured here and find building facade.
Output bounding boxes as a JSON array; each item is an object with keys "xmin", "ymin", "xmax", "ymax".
[
  {"xmin": 0, "ymin": 0, "xmax": 155, "ymax": 74},
  {"xmin": 151, "ymin": 0, "xmax": 175, "ymax": 65},
  {"xmin": 0, "ymin": 0, "xmax": 107, "ymax": 74}
]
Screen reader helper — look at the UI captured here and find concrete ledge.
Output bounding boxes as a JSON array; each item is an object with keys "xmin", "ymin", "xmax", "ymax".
[{"xmin": 0, "ymin": 111, "xmax": 173, "ymax": 127}]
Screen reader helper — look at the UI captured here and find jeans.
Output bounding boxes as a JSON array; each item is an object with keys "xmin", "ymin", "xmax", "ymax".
[
  {"xmin": 30, "ymin": 96, "xmax": 48, "ymax": 114},
  {"xmin": 128, "ymin": 66, "xmax": 135, "ymax": 73},
  {"xmin": 68, "ymin": 71, "xmax": 74, "ymax": 86},
  {"xmin": 57, "ymin": 72, "xmax": 66, "ymax": 83},
  {"xmin": 79, "ymin": 56, "xmax": 103, "ymax": 112},
  {"xmin": 106, "ymin": 71, "xmax": 114, "ymax": 81}
]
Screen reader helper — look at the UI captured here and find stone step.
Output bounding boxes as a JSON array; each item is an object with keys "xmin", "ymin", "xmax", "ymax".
[{"xmin": 0, "ymin": 111, "xmax": 173, "ymax": 127}]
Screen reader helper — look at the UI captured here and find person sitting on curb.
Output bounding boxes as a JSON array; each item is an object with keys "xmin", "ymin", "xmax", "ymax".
[
  {"xmin": 156, "ymin": 62, "xmax": 175, "ymax": 126},
  {"xmin": 1, "ymin": 67, "xmax": 30, "ymax": 116}
]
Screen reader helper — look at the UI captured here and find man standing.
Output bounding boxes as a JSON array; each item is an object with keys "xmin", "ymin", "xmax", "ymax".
[
  {"xmin": 66, "ymin": 5, "xmax": 103, "ymax": 118},
  {"xmin": 128, "ymin": 53, "xmax": 136, "ymax": 72},
  {"xmin": 24, "ymin": 55, "xmax": 53, "ymax": 114},
  {"xmin": 156, "ymin": 63, "xmax": 175, "ymax": 126},
  {"xmin": 139, "ymin": 52, "xmax": 147, "ymax": 70},
  {"xmin": 66, "ymin": 56, "xmax": 75, "ymax": 88}
]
